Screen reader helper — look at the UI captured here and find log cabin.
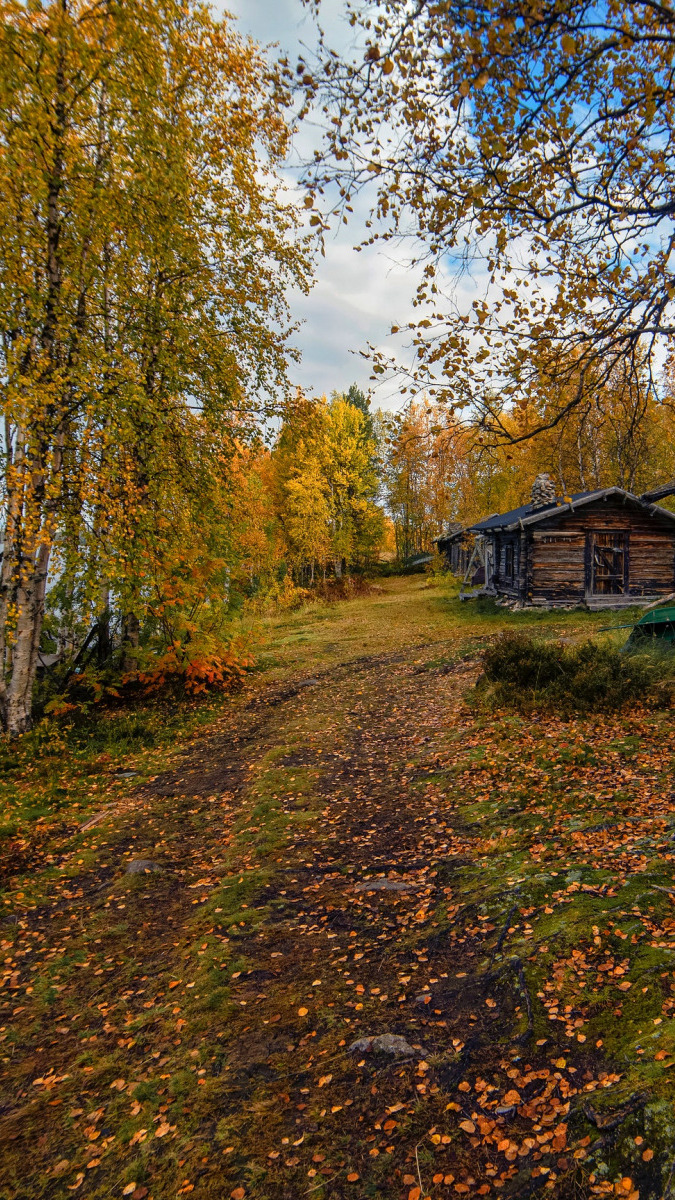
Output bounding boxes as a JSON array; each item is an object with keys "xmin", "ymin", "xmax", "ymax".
[
  {"xmin": 460, "ymin": 475, "xmax": 675, "ymax": 608},
  {"xmin": 434, "ymin": 522, "xmax": 473, "ymax": 575}
]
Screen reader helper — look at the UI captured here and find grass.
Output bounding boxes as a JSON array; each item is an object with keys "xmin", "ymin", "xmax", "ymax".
[
  {"xmin": 476, "ymin": 631, "xmax": 668, "ymax": 713},
  {"xmin": 2, "ymin": 574, "xmax": 675, "ymax": 1200}
]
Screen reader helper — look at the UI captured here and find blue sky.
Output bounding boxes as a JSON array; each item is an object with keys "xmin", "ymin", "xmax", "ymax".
[{"xmin": 222, "ymin": 0, "xmax": 425, "ymax": 410}]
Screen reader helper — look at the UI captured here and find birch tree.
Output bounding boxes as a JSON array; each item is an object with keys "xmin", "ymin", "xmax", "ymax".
[
  {"xmin": 304, "ymin": 0, "xmax": 675, "ymax": 441},
  {"xmin": 0, "ymin": 0, "xmax": 310, "ymax": 734}
]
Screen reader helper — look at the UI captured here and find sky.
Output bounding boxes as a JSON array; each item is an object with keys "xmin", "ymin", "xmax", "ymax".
[{"xmin": 222, "ymin": 0, "xmax": 429, "ymax": 411}]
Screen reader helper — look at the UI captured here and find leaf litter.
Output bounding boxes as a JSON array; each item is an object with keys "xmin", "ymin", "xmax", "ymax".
[{"xmin": 2, "ymin": 587, "xmax": 675, "ymax": 1197}]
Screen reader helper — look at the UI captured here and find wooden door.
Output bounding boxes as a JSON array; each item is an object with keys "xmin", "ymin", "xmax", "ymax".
[{"xmin": 586, "ymin": 531, "xmax": 628, "ymax": 595}]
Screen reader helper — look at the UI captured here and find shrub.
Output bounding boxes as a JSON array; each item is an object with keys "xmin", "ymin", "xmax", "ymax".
[
  {"xmin": 476, "ymin": 632, "xmax": 661, "ymax": 714},
  {"xmin": 133, "ymin": 639, "xmax": 255, "ymax": 697}
]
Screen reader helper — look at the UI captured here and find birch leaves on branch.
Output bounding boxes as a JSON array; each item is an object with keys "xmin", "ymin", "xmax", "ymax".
[
  {"xmin": 0, "ymin": 0, "xmax": 311, "ymax": 735},
  {"xmin": 303, "ymin": 0, "xmax": 675, "ymax": 437}
]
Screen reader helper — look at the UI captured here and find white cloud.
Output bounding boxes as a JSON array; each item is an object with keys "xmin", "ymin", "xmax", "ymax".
[{"xmin": 219, "ymin": 0, "xmax": 440, "ymax": 410}]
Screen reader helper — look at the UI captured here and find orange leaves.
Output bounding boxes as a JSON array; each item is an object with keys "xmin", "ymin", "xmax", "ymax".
[{"xmin": 134, "ymin": 639, "xmax": 254, "ymax": 698}]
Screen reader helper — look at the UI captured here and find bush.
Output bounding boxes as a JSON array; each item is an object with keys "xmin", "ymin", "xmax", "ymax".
[
  {"xmin": 476, "ymin": 632, "xmax": 663, "ymax": 714},
  {"xmin": 132, "ymin": 639, "xmax": 255, "ymax": 697}
]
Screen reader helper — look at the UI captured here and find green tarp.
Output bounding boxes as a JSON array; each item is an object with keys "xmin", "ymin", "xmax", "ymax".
[{"xmin": 626, "ymin": 605, "xmax": 675, "ymax": 646}]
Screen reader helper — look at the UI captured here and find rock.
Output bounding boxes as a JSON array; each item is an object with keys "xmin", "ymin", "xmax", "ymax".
[
  {"xmin": 348, "ymin": 1033, "xmax": 418, "ymax": 1058},
  {"xmin": 354, "ymin": 879, "xmax": 412, "ymax": 893},
  {"xmin": 125, "ymin": 859, "xmax": 163, "ymax": 875}
]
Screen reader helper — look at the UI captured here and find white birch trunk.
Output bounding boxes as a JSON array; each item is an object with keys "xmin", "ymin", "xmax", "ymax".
[{"xmin": 5, "ymin": 542, "xmax": 51, "ymax": 736}]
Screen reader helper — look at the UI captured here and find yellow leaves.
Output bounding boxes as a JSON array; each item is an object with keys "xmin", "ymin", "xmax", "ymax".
[
  {"xmin": 459, "ymin": 1119, "xmax": 476, "ymax": 1133},
  {"xmin": 297, "ymin": 1007, "xmax": 308, "ymax": 1016},
  {"xmin": 317, "ymin": 1074, "xmax": 332, "ymax": 1087},
  {"xmin": 561, "ymin": 34, "xmax": 576, "ymax": 55}
]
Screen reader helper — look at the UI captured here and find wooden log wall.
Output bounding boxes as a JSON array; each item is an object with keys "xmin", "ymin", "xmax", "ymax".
[{"xmin": 526, "ymin": 498, "xmax": 675, "ymax": 605}]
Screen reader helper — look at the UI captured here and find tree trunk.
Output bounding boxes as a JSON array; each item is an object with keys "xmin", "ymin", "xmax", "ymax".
[
  {"xmin": 5, "ymin": 543, "xmax": 51, "ymax": 737},
  {"xmin": 122, "ymin": 613, "xmax": 140, "ymax": 674},
  {"xmin": 97, "ymin": 583, "xmax": 111, "ymax": 666},
  {"xmin": 0, "ymin": 423, "xmax": 22, "ymax": 728}
]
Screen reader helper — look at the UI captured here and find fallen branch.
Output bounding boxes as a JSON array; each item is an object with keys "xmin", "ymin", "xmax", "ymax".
[
  {"xmin": 487, "ymin": 903, "xmax": 518, "ymax": 969},
  {"xmin": 304, "ymin": 1170, "xmax": 344, "ymax": 1194},
  {"xmin": 514, "ymin": 957, "xmax": 534, "ymax": 1044},
  {"xmin": 415, "ymin": 1139, "xmax": 425, "ymax": 1198},
  {"xmin": 583, "ymin": 1091, "xmax": 649, "ymax": 1131}
]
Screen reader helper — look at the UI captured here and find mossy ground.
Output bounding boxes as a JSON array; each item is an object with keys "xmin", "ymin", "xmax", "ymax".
[{"xmin": 1, "ymin": 577, "xmax": 674, "ymax": 1200}]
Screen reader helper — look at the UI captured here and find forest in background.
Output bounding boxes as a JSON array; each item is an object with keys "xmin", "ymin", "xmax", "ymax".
[{"xmin": 5, "ymin": 0, "xmax": 675, "ymax": 736}]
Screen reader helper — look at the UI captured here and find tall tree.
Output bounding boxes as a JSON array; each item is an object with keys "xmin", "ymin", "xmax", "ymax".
[
  {"xmin": 379, "ymin": 401, "xmax": 471, "ymax": 558},
  {"xmin": 0, "ymin": 0, "xmax": 311, "ymax": 734},
  {"xmin": 271, "ymin": 393, "xmax": 384, "ymax": 581}
]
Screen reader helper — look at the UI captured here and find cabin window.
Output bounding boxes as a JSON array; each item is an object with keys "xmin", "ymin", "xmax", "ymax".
[
  {"xmin": 588, "ymin": 531, "xmax": 628, "ymax": 595},
  {"xmin": 504, "ymin": 543, "xmax": 515, "ymax": 582}
]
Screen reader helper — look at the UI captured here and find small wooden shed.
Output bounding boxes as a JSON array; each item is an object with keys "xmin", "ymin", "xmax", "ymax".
[
  {"xmin": 462, "ymin": 476, "xmax": 675, "ymax": 608},
  {"xmin": 435, "ymin": 523, "xmax": 473, "ymax": 575}
]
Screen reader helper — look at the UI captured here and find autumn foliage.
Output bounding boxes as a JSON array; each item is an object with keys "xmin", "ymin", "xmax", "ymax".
[{"xmin": 0, "ymin": 0, "xmax": 310, "ymax": 732}]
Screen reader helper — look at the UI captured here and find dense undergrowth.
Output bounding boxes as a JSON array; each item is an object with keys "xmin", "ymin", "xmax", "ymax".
[{"xmin": 476, "ymin": 632, "xmax": 675, "ymax": 714}]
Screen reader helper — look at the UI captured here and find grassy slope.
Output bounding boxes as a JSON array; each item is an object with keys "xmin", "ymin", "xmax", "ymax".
[{"xmin": 1, "ymin": 577, "xmax": 675, "ymax": 1200}]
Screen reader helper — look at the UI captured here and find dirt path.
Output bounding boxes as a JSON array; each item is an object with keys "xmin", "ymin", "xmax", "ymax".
[{"xmin": 2, "ymin": 581, "xmax": 674, "ymax": 1200}]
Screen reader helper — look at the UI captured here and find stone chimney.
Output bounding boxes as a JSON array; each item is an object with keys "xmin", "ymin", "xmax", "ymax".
[{"xmin": 530, "ymin": 473, "xmax": 557, "ymax": 510}]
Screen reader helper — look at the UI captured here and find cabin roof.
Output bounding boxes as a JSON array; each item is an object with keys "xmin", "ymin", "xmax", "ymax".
[
  {"xmin": 434, "ymin": 521, "xmax": 465, "ymax": 544},
  {"xmin": 469, "ymin": 486, "xmax": 675, "ymax": 534}
]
